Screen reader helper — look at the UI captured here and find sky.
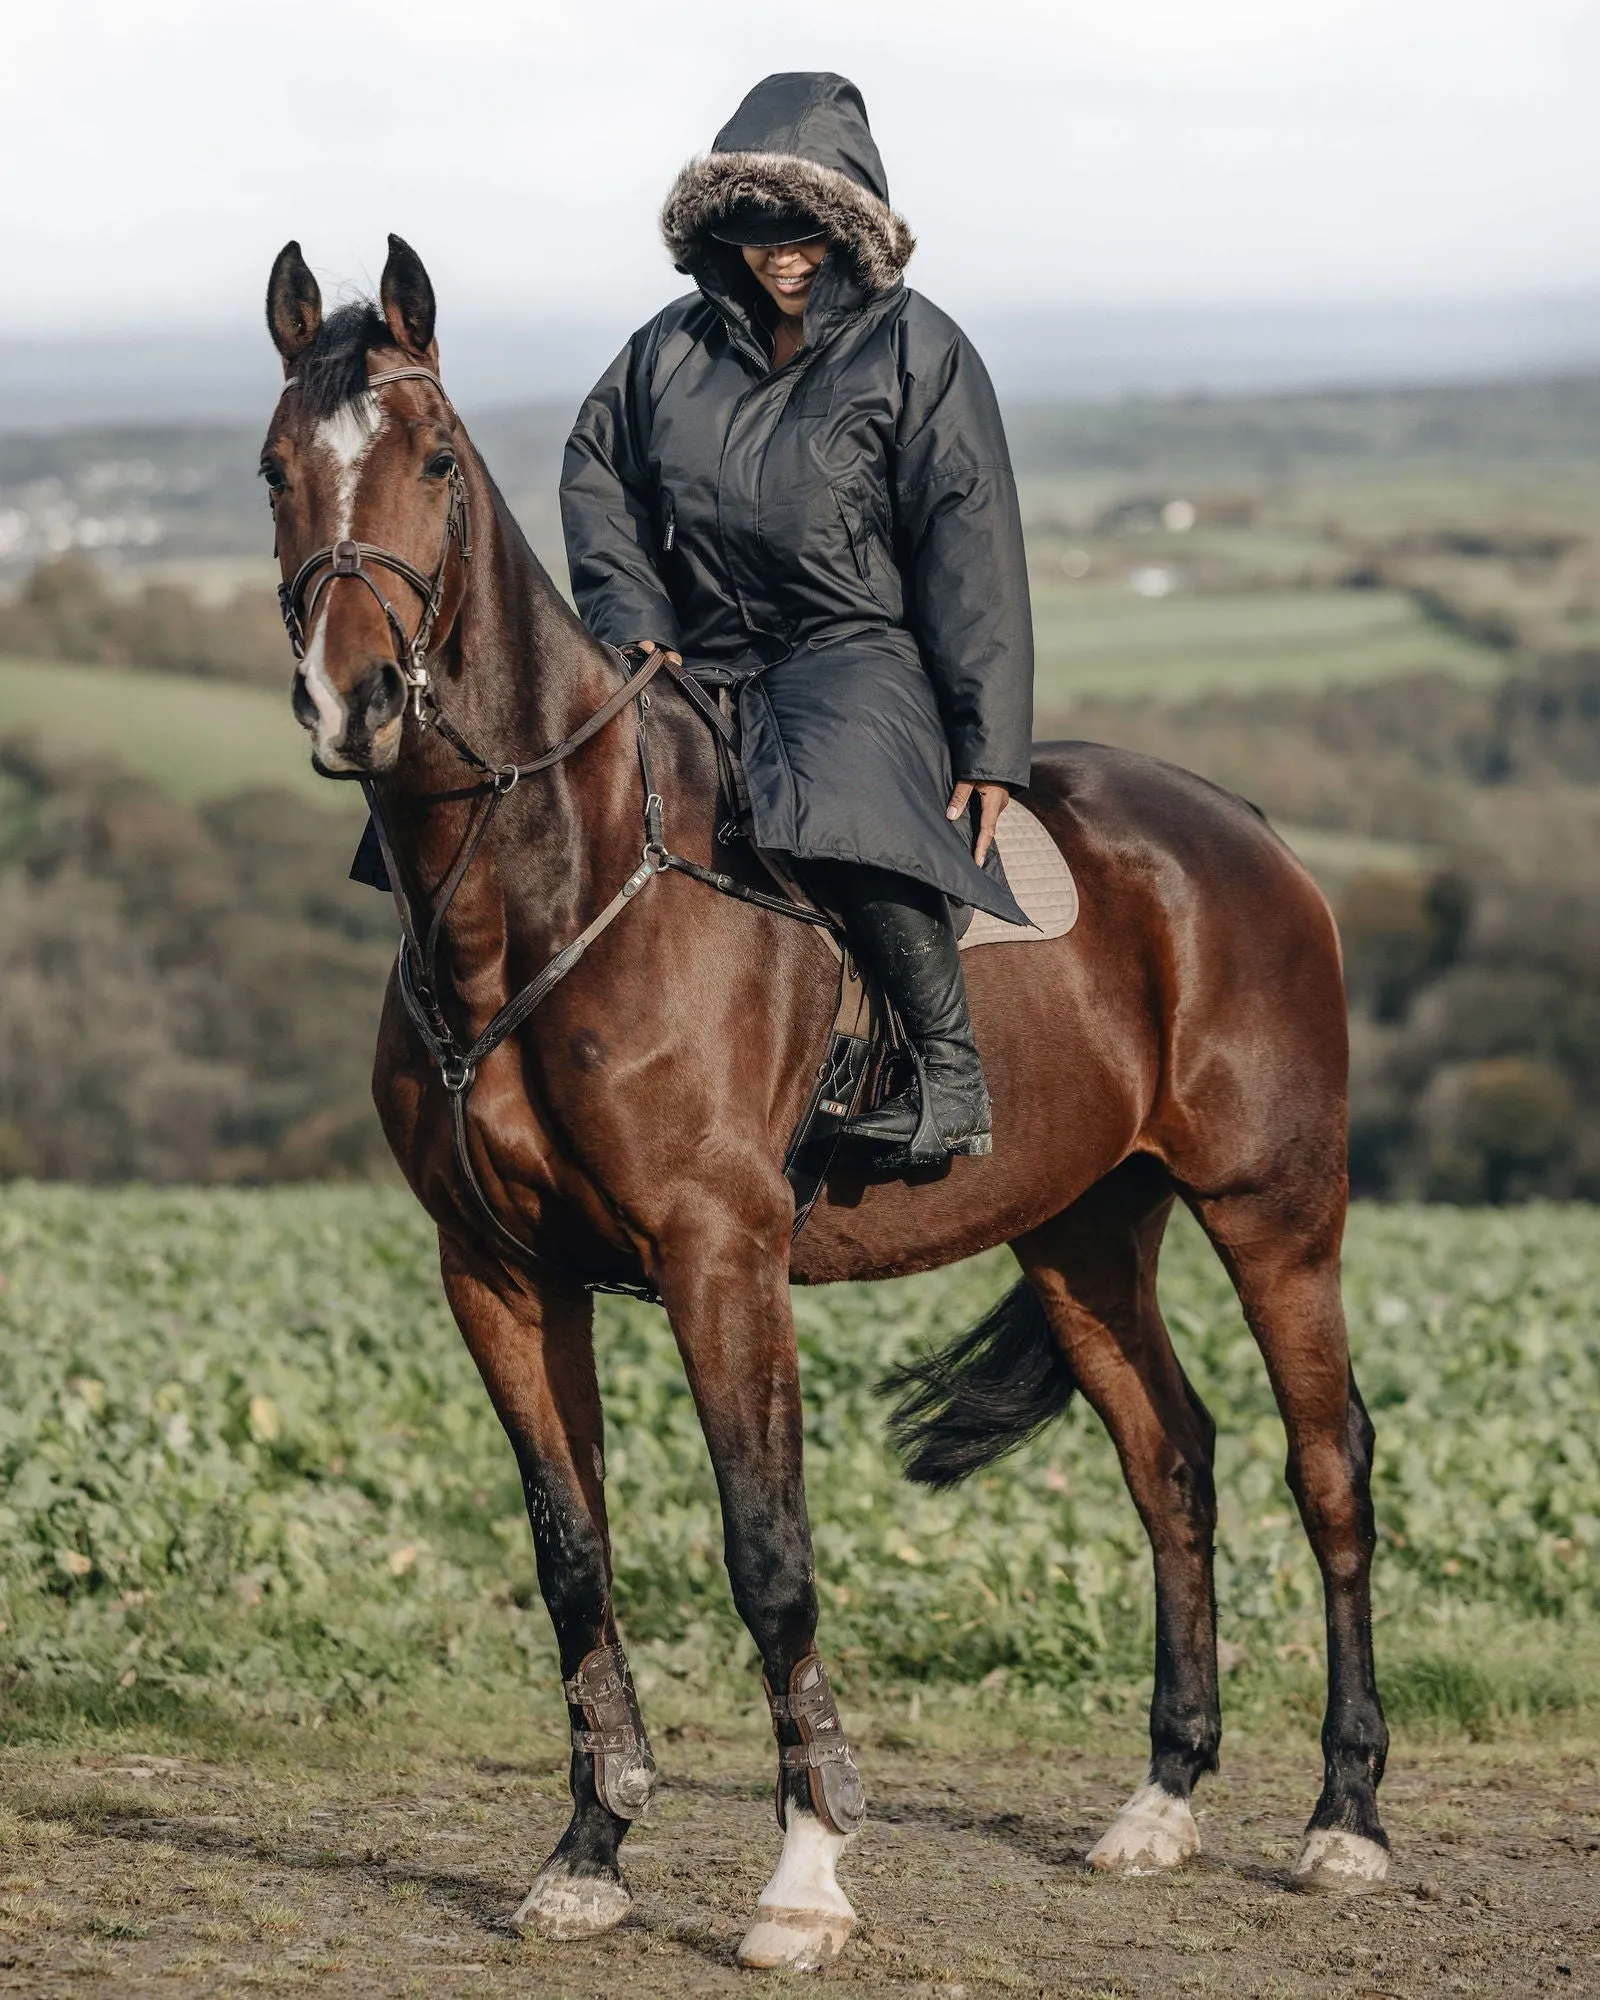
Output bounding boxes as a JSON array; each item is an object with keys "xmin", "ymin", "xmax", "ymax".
[{"xmin": 3, "ymin": 0, "xmax": 1599, "ymax": 343}]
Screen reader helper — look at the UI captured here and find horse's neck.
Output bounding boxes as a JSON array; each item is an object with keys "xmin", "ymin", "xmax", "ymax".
[
  {"xmin": 375, "ymin": 449, "xmax": 641, "ymax": 978},
  {"xmin": 441, "ymin": 447, "xmax": 618, "ymax": 776}
]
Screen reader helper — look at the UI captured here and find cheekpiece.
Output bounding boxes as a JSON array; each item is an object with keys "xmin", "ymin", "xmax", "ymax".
[
  {"xmin": 565, "ymin": 1643, "xmax": 657, "ymax": 1820},
  {"xmin": 766, "ymin": 1653, "xmax": 867, "ymax": 1835}
]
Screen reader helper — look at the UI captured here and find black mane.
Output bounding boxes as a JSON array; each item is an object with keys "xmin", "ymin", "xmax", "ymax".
[{"xmin": 294, "ymin": 302, "xmax": 390, "ymax": 419}]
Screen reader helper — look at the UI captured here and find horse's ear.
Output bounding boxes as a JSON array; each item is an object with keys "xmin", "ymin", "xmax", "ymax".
[
  {"xmin": 380, "ymin": 234, "xmax": 437, "ymax": 358},
  {"xmin": 267, "ymin": 241, "xmax": 322, "ymax": 366}
]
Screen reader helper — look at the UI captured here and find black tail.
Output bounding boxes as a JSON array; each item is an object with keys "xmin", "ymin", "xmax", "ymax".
[{"xmin": 879, "ymin": 1280, "xmax": 1075, "ymax": 1488}]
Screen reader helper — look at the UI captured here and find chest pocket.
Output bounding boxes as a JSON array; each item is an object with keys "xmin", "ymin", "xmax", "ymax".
[{"xmin": 791, "ymin": 379, "xmax": 835, "ymax": 421}]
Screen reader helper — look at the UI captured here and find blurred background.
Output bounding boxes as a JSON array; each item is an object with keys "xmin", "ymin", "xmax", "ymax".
[{"xmin": 4, "ymin": 0, "xmax": 1600, "ymax": 1201}]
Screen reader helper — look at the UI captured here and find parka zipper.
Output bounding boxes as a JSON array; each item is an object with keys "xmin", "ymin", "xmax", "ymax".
[{"xmin": 660, "ymin": 491, "xmax": 676, "ymax": 554}]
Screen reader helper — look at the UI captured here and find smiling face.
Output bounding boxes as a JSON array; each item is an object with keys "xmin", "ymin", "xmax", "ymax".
[{"xmin": 741, "ymin": 238, "xmax": 828, "ymax": 318}]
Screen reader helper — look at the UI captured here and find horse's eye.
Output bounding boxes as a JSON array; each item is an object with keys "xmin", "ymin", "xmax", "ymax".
[
  {"xmin": 259, "ymin": 461, "xmax": 287, "ymax": 493},
  {"xmin": 423, "ymin": 451, "xmax": 457, "ymax": 481}
]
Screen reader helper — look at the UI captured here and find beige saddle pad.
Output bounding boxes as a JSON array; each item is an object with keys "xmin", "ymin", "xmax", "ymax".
[{"xmin": 960, "ymin": 800, "xmax": 1079, "ymax": 951}]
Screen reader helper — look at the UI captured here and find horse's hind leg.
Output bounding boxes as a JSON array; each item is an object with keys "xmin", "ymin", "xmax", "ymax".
[
  {"xmin": 1189, "ymin": 1182, "xmax": 1390, "ymax": 1892},
  {"xmin": 1013, "ymin": 1155, "xmax": 1221, "ymax": 1876},
  {"xmin": 438, "ymin": 1243, "xmax": 653, "ymax": 1939}
]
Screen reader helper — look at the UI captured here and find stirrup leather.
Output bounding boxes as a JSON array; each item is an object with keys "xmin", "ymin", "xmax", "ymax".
[
  {"xmin": 765, "ymin": 1653, "xmax": 867, "ymax": 1835},
  {"xmin": 565, "ymin": 1643, "xmax": 657, "ymax": 1819}
]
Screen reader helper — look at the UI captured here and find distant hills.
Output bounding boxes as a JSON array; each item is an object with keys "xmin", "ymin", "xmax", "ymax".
[
  {"xmin": 5, "ymin": 290, "xmax": 1600, "ymax": 429},
  {"xmin": 7, "ymin": 371, "xmax": 1600, "ymax": 589}
]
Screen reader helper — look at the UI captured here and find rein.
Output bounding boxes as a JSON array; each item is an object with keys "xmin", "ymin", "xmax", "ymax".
[{"xmin": 276, "ymin": 359, "xmax": 835, "ymax": 1284}]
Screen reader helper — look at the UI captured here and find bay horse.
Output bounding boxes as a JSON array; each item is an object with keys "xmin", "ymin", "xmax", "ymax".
[{"xmin": 260, "ymin": 235, "xmax": 1388, "ymax": 1970}]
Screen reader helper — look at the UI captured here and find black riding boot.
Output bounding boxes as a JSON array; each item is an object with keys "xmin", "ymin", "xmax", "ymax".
[{"xmin": 832, "ymin": 866, "xmax": 992, "ymax": 1168}]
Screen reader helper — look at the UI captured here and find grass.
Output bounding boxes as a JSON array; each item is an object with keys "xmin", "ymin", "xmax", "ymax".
[
  {"xmin": 1018, "ymin": 450, "xmax": 1600, "ymax": 703},
  {"xmin": 0, "ymin": 1185, "xmax": 1594, "ymax": 1753},
  {"xmin": 1, "ymin": 587, "xmax": 1498, "ymax": 816},
  {"xmin": 0, "ymin": 655, "xmax": 347, "ymax": 809},
  {"xmin": 1031, "ymin": 582, "xmax": 1501, "ymax": 703}
]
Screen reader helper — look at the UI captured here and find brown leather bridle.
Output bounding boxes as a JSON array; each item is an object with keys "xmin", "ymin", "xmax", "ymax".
[{"xmin": 274, "ymin": 366, "xmax": 471, "ymax": 722}]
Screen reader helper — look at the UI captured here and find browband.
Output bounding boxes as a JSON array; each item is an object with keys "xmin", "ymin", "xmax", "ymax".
[{"xmin": 281, "ymin": 365, "xmax": 450, "ymax": 402}]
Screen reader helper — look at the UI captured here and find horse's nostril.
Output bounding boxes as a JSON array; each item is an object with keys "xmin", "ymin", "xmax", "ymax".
[
  {"xmin": 357, "ymin": 661, "xmax": 407, "ymax": 731},
  {"xmin": 291, "ymin": 671, "xmax": 319, "ymax": 731}
]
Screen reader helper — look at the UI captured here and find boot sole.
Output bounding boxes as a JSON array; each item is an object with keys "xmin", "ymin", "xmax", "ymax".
[{"xmin": 857, "ymin": 1131, "xmax": 993, "ymax": 1174}]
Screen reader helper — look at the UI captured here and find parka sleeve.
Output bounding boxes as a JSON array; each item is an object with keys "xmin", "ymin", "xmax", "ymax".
[
  {"xmin": 892, "ymin": 316, "xmax": 1034, "ymax": 789},
  {"xmin": 560, "ymin": 328, "xmax": 681, "ymax": 649}
]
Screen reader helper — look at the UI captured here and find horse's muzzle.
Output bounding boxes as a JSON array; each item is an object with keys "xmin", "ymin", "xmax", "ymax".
[{"xmin": 295, "ymin": 658, "xmax": 407, "ymax": 776}]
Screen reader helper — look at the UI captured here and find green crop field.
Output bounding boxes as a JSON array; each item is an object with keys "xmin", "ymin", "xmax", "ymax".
[
  {"xmin": 1030, "ymin": 581, "xmax": 1500, "ymax": 705},
  {"xmin": 0, "ymin": 1185, "xmax": 1594, "ymax": 1747},
  {"xmin": 0, "ymin": 656, "xmax": 349, "ymax": 811}
]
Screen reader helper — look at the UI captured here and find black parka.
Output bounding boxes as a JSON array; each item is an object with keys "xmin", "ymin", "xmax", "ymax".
[{"xmin": 561, "ymin": 72, "xmax": 1034, "ymax": 922}]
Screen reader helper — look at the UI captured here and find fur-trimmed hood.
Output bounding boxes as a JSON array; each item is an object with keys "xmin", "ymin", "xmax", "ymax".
[{"xmin": 661, "ymin": 72, "xmax": 915, "ymax": 295}]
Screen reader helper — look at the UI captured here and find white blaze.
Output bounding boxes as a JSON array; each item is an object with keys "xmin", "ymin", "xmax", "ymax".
[
  {"xmin": 315, "ymin": 392, "xmax": 383, "ymax": 540},
  {"xmin": 296, "ymin": 392, "xmax": 385, "ymax": 758}
]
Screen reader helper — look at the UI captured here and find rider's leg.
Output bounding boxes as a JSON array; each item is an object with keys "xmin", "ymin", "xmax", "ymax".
[{"xmin": 826, "ymin": 864, "xmax": 992, "ymax": 1164}]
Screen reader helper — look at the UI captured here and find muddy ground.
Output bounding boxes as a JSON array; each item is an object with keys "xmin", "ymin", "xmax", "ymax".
[{"xmin": 0, "ymin": 1705, "xmax": 1595, "ymax": 1997}]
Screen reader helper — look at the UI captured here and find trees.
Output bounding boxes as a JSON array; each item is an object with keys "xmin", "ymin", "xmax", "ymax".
[{"xmin": 0, "ymin": 741, "xmax": 394, "ymax": 1184}]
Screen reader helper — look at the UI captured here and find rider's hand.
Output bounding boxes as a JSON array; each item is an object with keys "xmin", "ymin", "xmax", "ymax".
[
  {"xmin": 947, "ymin": 780, "xmax": 1010, "ymax": 867},
  {"xmin": 630, "ymin": 638, "xmax": 684, "ymax": 668}
]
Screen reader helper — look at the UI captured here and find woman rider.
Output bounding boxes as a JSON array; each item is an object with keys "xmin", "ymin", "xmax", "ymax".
[{"xmin": 562, "ymin": 71, "xmax": 1034, "ymax": 1169}]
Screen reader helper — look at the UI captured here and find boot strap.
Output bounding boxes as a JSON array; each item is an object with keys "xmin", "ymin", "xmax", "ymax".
[
  {"xmin": 565, "ymin": 1643, "xmax": 657, "ymax": 1821},
  {"xmin": 763, "ymin": 1654, "xmax": 867, "ymax": 1836}
]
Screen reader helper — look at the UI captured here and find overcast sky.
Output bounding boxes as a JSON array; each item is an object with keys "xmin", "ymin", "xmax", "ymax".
[{"xmin": 4, "ymin": 0, "xmax": 1599, "ymax": 341}]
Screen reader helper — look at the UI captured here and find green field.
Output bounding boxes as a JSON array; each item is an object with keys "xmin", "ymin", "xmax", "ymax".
[
  {"xmin": 1030, "ymin": 580, "xmax": 1499, "ymax": 704},
  {"xmin": 0, "ymin": 1185, "xmax": 1594, "ymax": 1743},
  {"xmin": 0, "ymin": 645, "xmax": 1455, "ymax": 895},
  {"xmin": 0, "ymin": 656, "xmax": 342, "ymax": 809}
]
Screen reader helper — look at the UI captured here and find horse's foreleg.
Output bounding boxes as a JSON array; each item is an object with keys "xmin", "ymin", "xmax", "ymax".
[
  {"xmin": 658, "ymin": 1209, "xmax": 863, "ymax": 1972},
  {"xmin": 1192, "ymin": 1187, "xmax": 1390, "ymax": 1893},
  {"xmin": 1014, "ymin": 1161, "xmax": 1219, "ymax": 1877},
  {"xmin": 438, "ymin": 1243, "xmax": 652, "ymax": 1938}
]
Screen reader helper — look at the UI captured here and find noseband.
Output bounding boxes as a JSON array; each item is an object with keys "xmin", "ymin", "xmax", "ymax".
[{"xmin": 275, "ymin": 366, "xmax": 471, "ymax": 720}]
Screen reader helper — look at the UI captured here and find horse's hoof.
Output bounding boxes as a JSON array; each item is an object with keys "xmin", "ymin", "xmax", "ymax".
[
  {"xmin": 736, "ymin": 1905, "xmax": 856, "ymax": 1971},
  {"xmin": 1086, "ymin": 1782, "xmax": 1201, "ymax": 1876},
  {"xmin": 1292, "ymin": 1828, "xmax": 1389, "ymax": 1894},
  {"xmin": 512, "ymin": 1863, "xmax": 632, "ymax": 1939}
]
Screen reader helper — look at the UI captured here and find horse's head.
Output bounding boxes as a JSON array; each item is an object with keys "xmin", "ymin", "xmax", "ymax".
[{"xmin": 262, "ymin": 235, "xmax": 468, "ymax": 777}]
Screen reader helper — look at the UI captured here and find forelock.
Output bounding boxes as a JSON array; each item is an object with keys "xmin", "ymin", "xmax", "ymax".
[{"xmin": 293, "ymin": 303, "xmax": 390, "ymax": 420}]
